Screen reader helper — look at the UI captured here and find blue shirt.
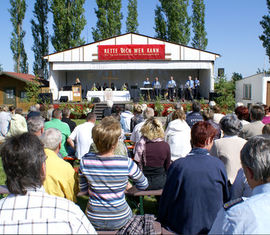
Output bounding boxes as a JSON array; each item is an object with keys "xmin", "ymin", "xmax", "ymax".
[
  {"xmin": 185, "ymin": 79, "xmax": 194, "ymax": 89},
  {"xmin": 158, "ymin": 148, "xmax": 229, "ymax": 234},
  {"xmin": 186, "ymin": 111, "xmax": 204, "ymax": 128},
  {"xmin": 167, "ymin": 80, "xmax": 176, "ymax": 88},
  {"xmin": 195, "ymin": 79, "xmax": 200, "ymax": 87},
  {"xmin": 210, "ymin": 183, "xmax": 270, "ymax": 234},
  {"xmin": 143, "ymin": 80, "xmax": 150, "ymax": 86}
]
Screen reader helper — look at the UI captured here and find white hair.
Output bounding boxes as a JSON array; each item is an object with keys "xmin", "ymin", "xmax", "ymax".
[
  {"xmin": 41, "ymin": 128, "xmax": 62, "ymax": 151},
  {"xmin": 107, "ymin": 100, "xmax": 113, "ymax": 108}
]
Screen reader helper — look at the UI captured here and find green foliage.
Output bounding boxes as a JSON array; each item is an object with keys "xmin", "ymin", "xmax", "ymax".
[
  {"xmin": 154, "ymin": 96, "xmax": 164, "ymax": 116},
  {"xmin": 31, "ymin": 0, "xmax": 49, "ymax": 79},
  {"xmin": 92, "ymin": 0, "xmax": 123, "ymax": 41},
  {"xmin": 214, "ymin": 75, "xmax": 235, "ymax": 112},
  {"xmin": 0, "ymin": 64, "xmax": 3, "ymax": 72},
  {"xmin": 24, "ymin": 77, "xmax": 41, "ymax": 103},
  {"xmin": 51, "ymin": 0, "xmax": 86, "ymax": 52},
  {"xmin": 9, "ymin": 0, "xmax": 28, "ymax": 73},
  {"xmin": 231, "ymin": 72, "xmax": 243, "ymax": 84},
  {"xmin": 154, "ymin": 0, "xmax": 191, "ymax": 45},
  {"xmin": 191, "ymin": 0, "xmax": 207, "ymax": 50},
  {"xmin": 126, "ymin": 0, "xmax": 138, "ymax": 33},
  {"xmin": 259, "ymin": 0, "xmax": 270, "ymax": 63},
  {"xmin": 154, "ymin": 6, "xmax": 167, "ymax": 40}
]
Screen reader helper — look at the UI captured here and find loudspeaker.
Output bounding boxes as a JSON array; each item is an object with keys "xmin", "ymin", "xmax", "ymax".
[
  {"xmin": 59, "ymin": 96, "xmax": 68, "ymax": 102},
  {"xmin": 218, "ymin": 68, "xmax": 225, "ymax": 77},
  {"xmin": 38, "ymin": 93, "xmax": 53, "ymax": 104},
  {"xmin": 91, "ymin": 97, "xmax": 100, "ymax": 103}
]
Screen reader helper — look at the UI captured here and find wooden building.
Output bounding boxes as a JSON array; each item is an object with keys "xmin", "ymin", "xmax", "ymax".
[{"xmin": 0, "ymin": 72, "xmax": 41, "ymax": 111}]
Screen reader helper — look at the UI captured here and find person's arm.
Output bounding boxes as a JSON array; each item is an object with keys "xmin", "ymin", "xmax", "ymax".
[
  {"xmin": 67, "ymin": 137, "xmax": 75, "ymax": 149},
  {"xmin": 127, "ymin": 158, "xmax": 148, "ymax": 190},
  {"xmin": 79, "ymin": 160, "xmax": 89, "ymax": 193}
]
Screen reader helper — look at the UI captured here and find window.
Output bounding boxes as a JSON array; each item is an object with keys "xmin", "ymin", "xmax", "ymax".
[
  {"xmin": 5, "ymin": 89, "xmax": 14, "ymax": 99},
  {"xmin": 20, "ymin": 91, "xmax": 27, "ymax": 102},
  {"xmin": 243, "ymin": 84, "xmax": 251, "ymax": 100}
]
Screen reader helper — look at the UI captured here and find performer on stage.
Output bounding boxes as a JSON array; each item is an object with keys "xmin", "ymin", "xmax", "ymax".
[
  {"xmin": 74, "ymin": 77, "xmax": 81, "ymax": 85},
  {"xmin": 167, "ymin": 76, "xmax": 177, "ymax": 101},
  {"xmin": 152, "ymin": 77, "xmax": 161, "ymax": 99},
  {"xmin": 194, "ymin": 77, "xmax": 200, "ymax": 99},
  {"xmin": 143, "ymin": 77, "xmax": 151, "ymax": 87},
  {"xmin": 185, "ymin": 76, "xmax": 194, "ymax": 101}
]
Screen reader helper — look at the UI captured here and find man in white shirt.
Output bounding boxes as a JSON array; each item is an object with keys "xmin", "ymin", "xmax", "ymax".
[
  {"xmin": 0, "ymin": 132, "xmax": 96, "ymax": 234},
  {"xmin": 69, "ymin": 112, "xmax": 96, "ymax": 159}
]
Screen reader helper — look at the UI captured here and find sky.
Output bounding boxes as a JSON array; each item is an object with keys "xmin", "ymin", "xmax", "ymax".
[{"xmin": 0, "ymin": 0, "xmax": 269, "ymax": 79}]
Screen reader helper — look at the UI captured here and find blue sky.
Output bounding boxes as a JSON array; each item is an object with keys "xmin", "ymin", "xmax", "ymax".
[{"xmin": 0, "ymin": 0, "xmax": 269, "ymax": 78}]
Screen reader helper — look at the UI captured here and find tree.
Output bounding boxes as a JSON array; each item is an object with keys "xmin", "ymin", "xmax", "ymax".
[
  {"xmin": 191, "ymin": 0, "xmax": 207, "ymax": 50},
  {"xmin": 31, "ymin": 0, "xmax": 49, "ymax": 79},
  {"xmin": 154, "ymin": 5, "xmax": 167, "ymax": 40},
  {"xmin": 126, "ymin": 0, "xmax": 138, "ymax": 33},
  {"xmin": 0, "ymin": 64, "xmax": 3, "ymax": 72},
  {"xmin": 51, "ymin": 0, "xmax": 86, "ymax": 52},
  {"xmin": 154, "ymin": 0, "xmax": 191, "ymax": 45},
  {"xmin": 260, "ymin": 0, "xmax": 270, "ymax": 63},
  {"xmin": 214, "ymin": 75, "xmax": 235, "ymax": 112},
  {"xmin": 9, "ymin": 0, "xmax": 28, "ymax": 73},
  {"xmin": 92, "ymin": 0, "xmax": 123, "ymax": 41},
  {"xmin": 231, "ymin": 72, "xmax": 243, "ymax": 84}
]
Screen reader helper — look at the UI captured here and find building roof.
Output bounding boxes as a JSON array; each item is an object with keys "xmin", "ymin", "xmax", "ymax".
[
  {"xmin": 0, "ymin": 71, "xmax": 37, "ymax": 83},
  {"xmin": 44, "ymin": 32, "xmax": 220, "ymax": 63}
]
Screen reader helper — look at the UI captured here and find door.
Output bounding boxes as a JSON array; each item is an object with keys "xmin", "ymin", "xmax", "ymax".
[{"xmin": 4, "ymin": 88, "xmax": 16, "ymax": 106}]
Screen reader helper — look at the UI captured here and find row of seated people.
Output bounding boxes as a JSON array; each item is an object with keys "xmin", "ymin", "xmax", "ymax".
[{"xmin": 0, "ymin": 101, "xmax": 270, "ymax": 233}]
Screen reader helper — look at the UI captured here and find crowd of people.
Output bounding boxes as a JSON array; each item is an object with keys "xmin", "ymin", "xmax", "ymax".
[{"xmin": 0, "ymin": 100, "xmax": 270, "ymax": 234}]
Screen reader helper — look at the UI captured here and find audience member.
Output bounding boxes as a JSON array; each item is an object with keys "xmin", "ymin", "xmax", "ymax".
[
  {"xmin": 210, "ymin": 135, "xmax": 270, "ymax": 234},
  {"xmin": 209, "ymin": 103, "xmax": 225, "ymax": 124},
  {"xmin": 27, "ymin": 105, "xmax": 41, "ymax": 120},
  {"xmin": 262, "ymin": 123, "xmax": 270, "ymax": 135},
  {"xmin": 0, "ymin": 133, "xmax": 96, "ymax": 234},
  {"xmin": 130, "ymin": 107, "xmax": 155, "ymax": 144},
  {"xmin": 6, "ymin": 108, "xmax": 28, "ymax": 137},
  {"xmin": 134, "ymin": 117, "xmax": 171, "ymax": 190},
  {"xmin": 235, "ymin": 105, "xmax": 250, "ymax": 125},
  {"xmin": 120, "ymin": 104, "xmax": 134, "ymax": 133},
  {"xmin": 130, "ymin": 104, "xmax": 144, "ymax": 132},
  {"xmin": 202, "ymin": 108, "xmax": 221, "ymax": 139},
  {"xmin": 239, "ymin": 104, "xmax": 265, "ymax": 140},
  {"xmin": 230, "ymin": 168, "xmax": 252, "ymax": 200},
  {"xmin": 79, "ymin": 117, "xmax": 148, "ymax": 231},
  {"xmin": 164, "ymin": 102, "xmax": 183, "ymax": 129},
  {"xmin": 46, "ymin": 104, "xmax": 54, "ymax": 121},
  {"xmin": 41, "ymin": 128, "xmax": 79, "ymax": 202},
  {"xmin": 69, "ymin": 112, "xmax": 96, "ymax": 160},
  {"xmin": 165, "ymin": 109, "xmax": 191, "ymax": 161},
  {"xmin": 44, "ymin": 108, "xmax": 73, "ymax": 158},
  {"xmin": 62, "ymin": 108, "xmax": 76, "ymax": 132},
  {"xmin": 186, "ymin": 101, "xmax": 203, "ymax": 128},
  {"xmin": 102, "ymin": 100, "xmax": 113, "ymax": 118},
  {"xmin": 158, "ymin": 121, "xmax": 229, "ymax": 234},
  {"xmin": 210, "ymin": 114, "xmax": 246, "ymax": 185},
  {"xmin": 262, "ymin": 105, "xmax": 270, "ymax": 124},
  {"xmin": 27, "ymin": 115, "xmax": 45, "ymax": 136},
  {"xmin": 0, "ymin": 105, "xmax": 11, "ymax": 138},
  {"xmin": 9, "ymin": 105, "xmax": 16, "ymax": 115}
]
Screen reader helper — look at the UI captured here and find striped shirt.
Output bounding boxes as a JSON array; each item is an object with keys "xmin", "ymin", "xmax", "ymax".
[
  {"xmin": 0, "ymin": 187, "xmax": 96, "ymax": 234},
  {"xmin": 79, "ymin": 153, "xmax": 148, "ymax": 228}
]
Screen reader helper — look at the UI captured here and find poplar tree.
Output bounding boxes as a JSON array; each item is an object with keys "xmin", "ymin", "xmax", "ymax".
[
  {"xmin": 154, "ymin": 0, "xmax": 191, "ymax": 45},
  {"xmin": 9, "ymin": 0, "xmax": 28, "ymax": 73},
  {"xmin": 92, "ymin": 0, "xmax": 123, "ymax": 41},
  {"xmin": 126, "ymin": 0, "xmax": 138, "ymax": 33},
  {"xmin": 31, "ymin": 0, "xmax": 49, "ymax": 79},
  {"xmin": 260, "ymin": 0, "xmax": 270, "ymax": 63},
  {"xmin": 154, "ymin": 6, "xmax": 167, "ymax": 40},
  {"xmin": 51, "ymin": 0, "xmax": 86, "ymax": 52},
  {"xmin": 191, "ymin": 0, "xmax": 207, "ymax": 50}
]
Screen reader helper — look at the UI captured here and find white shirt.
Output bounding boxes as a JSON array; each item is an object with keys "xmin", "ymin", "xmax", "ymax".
[
  {"xmin": 69, "ymin": 121, "xmax": 95, "ymax": 159},
  {"xmin": 130, "ymin": 121, "xmax": 145, "ymax": 143},
  {"xmin": 0, "ymin": 187, "xmax": 96, "ymax": 234}
]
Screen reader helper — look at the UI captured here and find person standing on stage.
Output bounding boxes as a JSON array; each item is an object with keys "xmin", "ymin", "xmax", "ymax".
[
  {"xmin": 194, "ymin": 77, "xmax": 200, "ymax": 99},
  {"xmin": 143, "ymin": 77, "xmax": 151, "ymax": 87},
  {"xmin": 152, "ymin": 77, "xmax": 161, "ymax": 99},
  {"xmin": 185, "ymin": 76, "xmax": 194, "ymax": 101},
  {"xmin": 167, "ymin": 76, "xmax": 177, "ymax": 101}
]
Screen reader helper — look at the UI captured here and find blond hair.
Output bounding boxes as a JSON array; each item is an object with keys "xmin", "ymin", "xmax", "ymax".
[
  {"xmin": 140, "ymin": 117, "xmax": 164, "ymax": 140},
  {"xmin": 92, "ymin": 116, "xmax": 121, "ymax": 154},
  {"xmin": 172, "ymin": 109, "xmax": 186, "ymax": 121}
]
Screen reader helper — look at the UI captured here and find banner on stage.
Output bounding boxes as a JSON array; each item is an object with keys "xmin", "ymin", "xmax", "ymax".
[{"xmin": 98, "ymin": 44, "xmax": 165, "ymax": 60}]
